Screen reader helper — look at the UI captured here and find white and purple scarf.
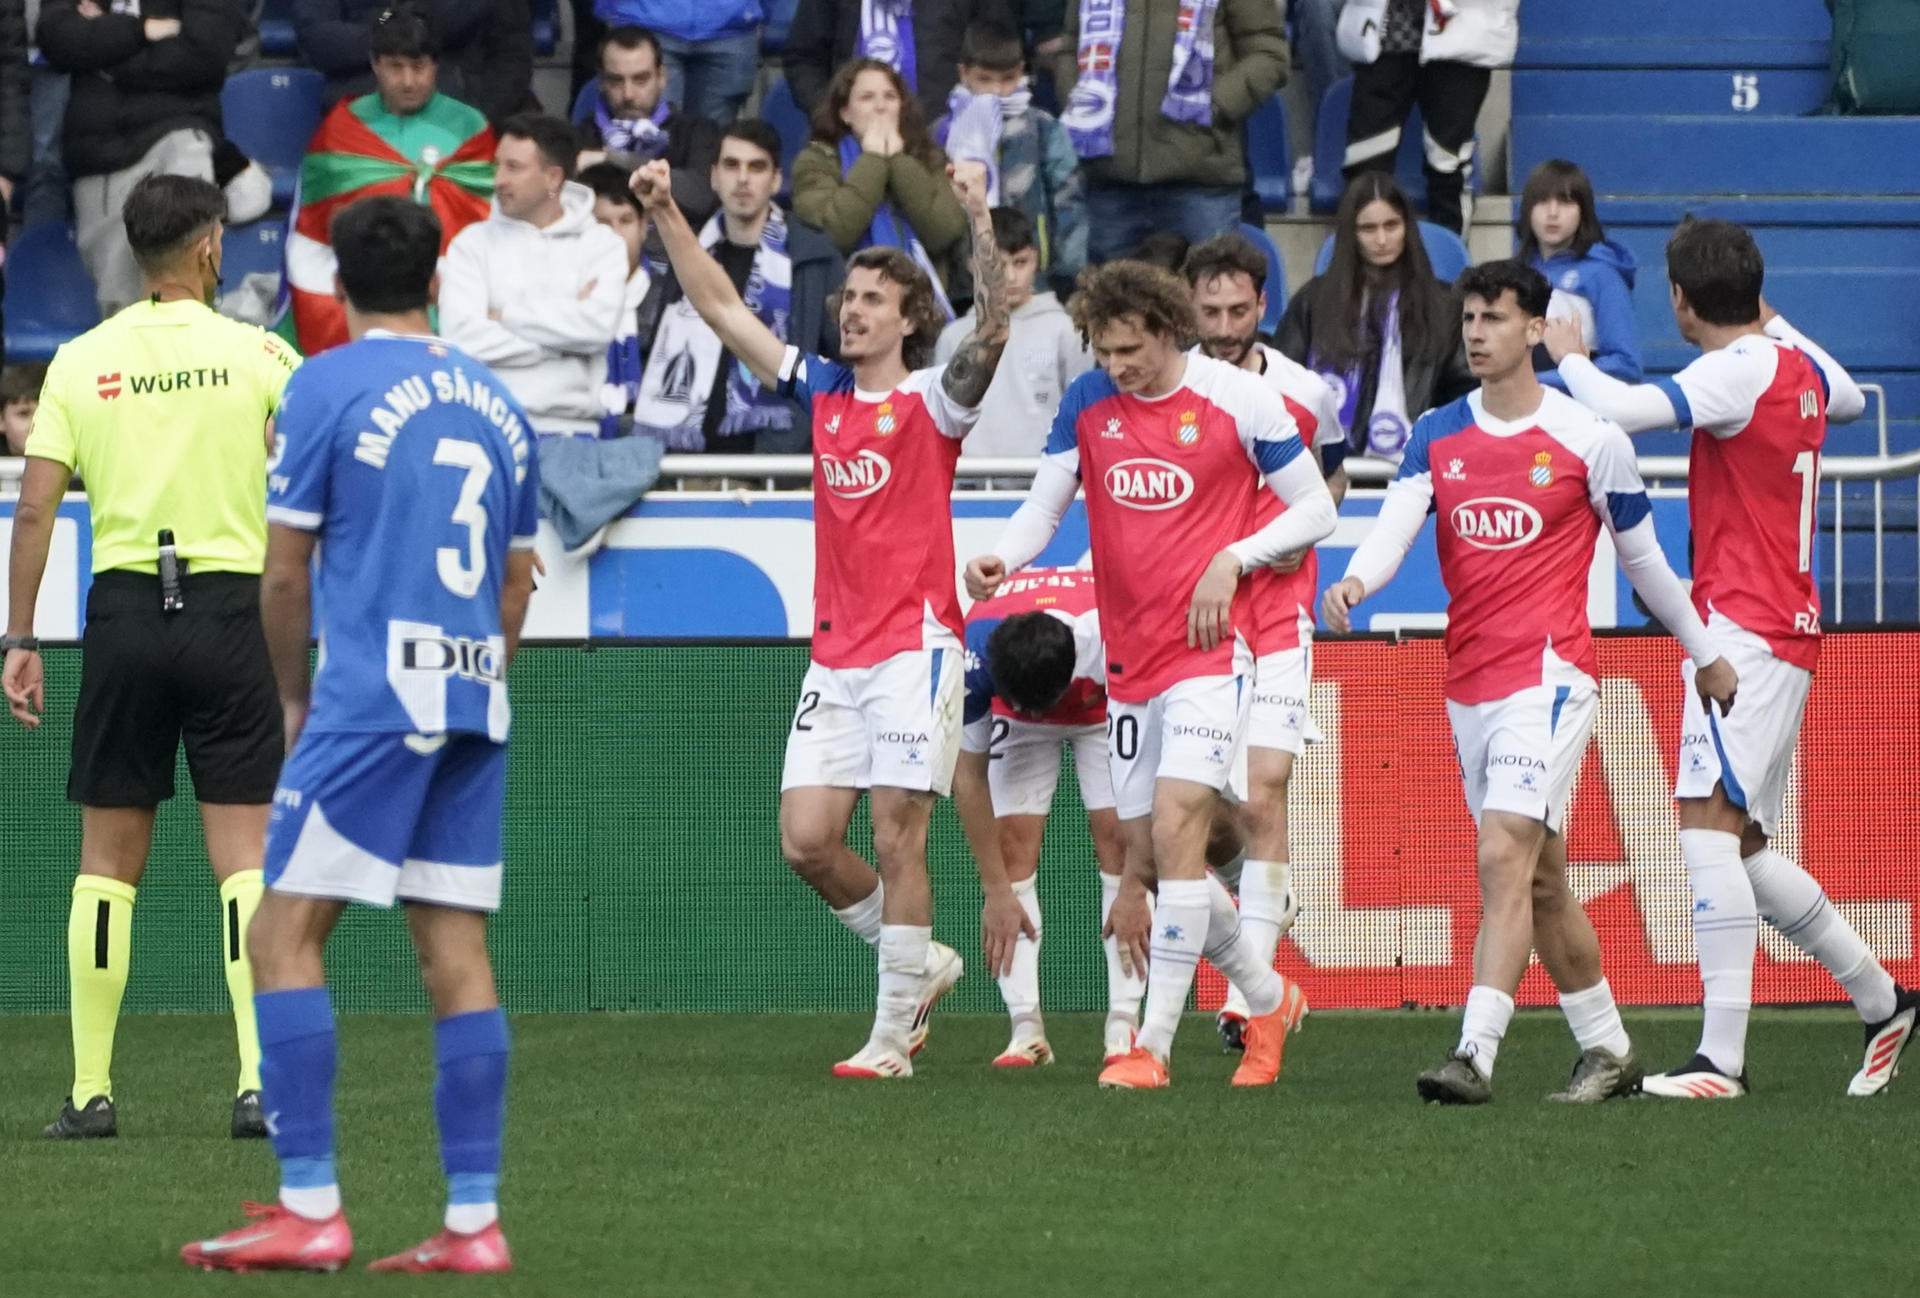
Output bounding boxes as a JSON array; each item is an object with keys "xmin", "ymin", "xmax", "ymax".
[
  {"xmin": 939, "ymin": 81, "xmax": 1035, "ymax": 206},
  {"xmin": 1062, "ymin": 0, "xmax": 1220, "ymax": 160},
  {"xmin": 837, "ymin": 136, "xmax": 955, "ymax": 321},
  {"xmin": 595, "ymin": 94, "xmax": 672, "ymax": 162},
  {"xmin": 858, "ymin": 0, "xmax": 919, "ymax": 91}
]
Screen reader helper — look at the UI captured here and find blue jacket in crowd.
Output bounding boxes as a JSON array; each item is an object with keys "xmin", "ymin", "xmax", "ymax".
[
  {"xmin": 1530, "ymin": 238, "xmax": 1643, "ymax": 391},
  {"xmin": 593, "ymin": 0, "xmax": 763, "ymax": 43}
]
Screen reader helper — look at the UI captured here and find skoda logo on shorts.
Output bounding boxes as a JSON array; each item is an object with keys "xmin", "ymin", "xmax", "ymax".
[
  {"xmin": 1450, "ymin": 497, "xmax": 1544, "ymax": 550},
  {"xmin": 820, "ymin": 449, "xmax": 892, "ymax": 498},
  {"xmin": 1104, "ymin": 458, "xmax": 1194, "ymax": 511}
]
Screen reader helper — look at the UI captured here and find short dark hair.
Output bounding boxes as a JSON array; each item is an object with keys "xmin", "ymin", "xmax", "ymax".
[
  {"xmin": 986, "ymin": 613, "xmax": 1075, "ymax": 715},
  {"xmin": 578, "ymin": 161, "xmax": 641, "ymax": 216},
  {"xmin": 1666, "ymin": 217, "xmax": 1764, "ymax": 326},
  {"xmin": 123, "ymin": 174, "xmax": 226, "ymax": 273},
  {"xmin": 599, "ymin": 23, "xmax": 662, "ymax": 68},
  {"xmin": 719, "ymin": 119, "xmax": 782, "ymax": 167},
  {"xmin": 1516, "ymin": 158, "xmax": 1603, "ymax": 260},
  {"xmin": 990, "ymin": 206, "xmax": 1035, "ymax": 256},
  {"xmin": 498, "ymin": 113, "xmax": 579, "ymax": 181},
  {"xmin": 0, "ymin": 362, "xmax": 47, "ymax": 406},
  {"xmin": 370, "ymin": 4, "xmax": 437, "ymax": 58},
  {"xmin": 1124, "ymin": 231, "xmax": 1191, "ymax": 274},
  {"xmin": 959, "ymin": 21, "xmax": 1024, "ymax": 72},
  {"xmin": 1456, "ymin": 258, "xmax": 1550, "ymax": 319},
  {"xmin": 331, "ymin": 196, "xmax": 443, "ymax": 314},
  {"xmin": 1183, "ymin": 232, "xmax": 1268, "ymax": 297},
  {"xmin": 837, "ymin": 247, "xmax": 948, "ymax": 370},
  {"xmin": 1070, "ymin": 259, "xmax": 1198, "ymax": 347}
]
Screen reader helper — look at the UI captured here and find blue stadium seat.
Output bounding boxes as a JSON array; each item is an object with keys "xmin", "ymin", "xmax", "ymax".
[
  {"xmin": 1633, "ymin": 268, "xmax": 1920, "ymax": 372},
  {"xmin": 1311, "ymin": 221, "xmax": 1469, "ymax": 283},
  {"xmin": 4, "ymin": 222, "xmax": 100, "ymax": 362},
  {"xmin": 761, "ymin": 76, "xmax": 810, "ymax": 201},
  {"xmin": 1511, "ymin": 68, "xmax": 1831, "ymax": 118},
  {"xmin": 572, "ymin": 77, "xmax": 600, "ymax": 127},
  {"xmin": 530, "ymin": 0, "xmax": 557, "ymax": 56},
  {"xmin": 221, "ymin": 68, "xmax": 327, "ymax": 210},
  {"xmin": 762, "ymin": 0, "xmax": 800, "ymax": 53},
  {"xmin": 258, "ymin": 0, "xmax": 297, "ymax": 56},
  {"xmin": 1516, "ymin": 0, "xmax": 1829, "ymax": 67},
  {"xmin": 1512, "ymin": 116, "xmax": 1920, "ymax": 197},
  {"xmin": 1245, "ymin": 94, "xmax": 1290, "ymax": 213},
  {"xmin": 1309, "ymin": 77, "xmax": 1479, "ymax": 215},
  {"xmin": 1235, "ymin": 222, "xmax": 1288, "ymax": 332},
  {"xmin": 222, "ymin": 218, "xmax": 288, "ymax": 286}
]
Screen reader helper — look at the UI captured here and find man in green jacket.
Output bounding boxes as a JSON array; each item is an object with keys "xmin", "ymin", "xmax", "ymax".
[{"xmin": 1052, "ymin": 0, "xmax": 1287, "ymax": 263}]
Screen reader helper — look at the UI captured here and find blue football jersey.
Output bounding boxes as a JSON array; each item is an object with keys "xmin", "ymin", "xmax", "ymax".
[{"xmin": 267, "ymin": 331, "xmax": 540, "ymax": 740}]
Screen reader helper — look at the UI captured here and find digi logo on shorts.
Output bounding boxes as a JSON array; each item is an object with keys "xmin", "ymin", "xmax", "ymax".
[
  {"xmin": 1450, "ymin": 497, "xmax": 1543, "ymax": 550},
  {"xmin": 819, "ymin": 450, "xmax": 892, "ymax": 498},
  {"xmin": 401, "ymin": 633, "xmax": 506, "ymax": 684},
  {"xmin": 1104, "ymin": 458, "xmax": 1194, "ymax": 510}
]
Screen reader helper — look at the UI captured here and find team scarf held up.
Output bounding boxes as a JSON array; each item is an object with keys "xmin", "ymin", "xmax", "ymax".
[
  {"xmin": 858, "ymin": 0, "xmax": 919, "ymax": 91},
  {"xmin": 595, "ymin": 94, "xmax": 673, "ymax": 161},
  {"xmin": 1062, "ymin": 0, "xmax": 1220, "ymax": 160},
  {"xmin": 279, "ymin": 94, "xmax": 495, "ymax": 355},
  {"xmin": 836, "ymin": 135, "xmax": 955, "ymax": 321},
  {"xmin": 941, "ymin": 81, "xmax": 1037, "ymax": 206},
  {"xmin": 631, "ymin": 209, "xmax": 797, "ymax": 449}
]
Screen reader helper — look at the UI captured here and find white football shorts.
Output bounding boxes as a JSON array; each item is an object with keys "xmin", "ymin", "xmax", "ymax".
[
  {"xmin": 780, "ymin": 647, "xmax": 964, "ymax": 796},
  {"xmin": 979, "ymin": 718, "xmax": 1115, "ymax": 818},
  {"xmin": 1107, "ymin": 642, "xmax": 1254, "ymax": 821},
  {"xmin": 1673, "ymin": 613, "xmax": 1811, "ymax": 837},
  {"xmin": 1446, "ymin": 680, "xmax": 1598, "ymax": 831}
]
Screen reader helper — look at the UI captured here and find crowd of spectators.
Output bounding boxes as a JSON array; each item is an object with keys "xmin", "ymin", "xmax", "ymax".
[{"xmin": 3, "ymin": 0, "xmax": 1600, "ymax": 510}]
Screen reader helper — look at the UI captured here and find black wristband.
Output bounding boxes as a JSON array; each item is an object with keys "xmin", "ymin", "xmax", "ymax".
[{"xmin": 1, "ymin": 634, "xmax": 41, "ymax": 652}]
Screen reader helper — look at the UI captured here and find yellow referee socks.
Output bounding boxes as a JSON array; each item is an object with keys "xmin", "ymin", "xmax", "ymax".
[
  {"xmin": 67, "ymin": 875, "xmax": 135, "ymax": 1105},
  {"xmin": 219, "ymin": 870, "xmax": 265, "ymax": 1095}
]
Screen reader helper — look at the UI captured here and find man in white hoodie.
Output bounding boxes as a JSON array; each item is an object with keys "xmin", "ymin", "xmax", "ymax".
[{"xmin": 439, "ymin": 114, "xmax": 632, "ymax": 438}]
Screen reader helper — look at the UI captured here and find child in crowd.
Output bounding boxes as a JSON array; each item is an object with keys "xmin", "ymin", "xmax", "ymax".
[
  {"xmin": 2, "ymin": 362, "xmax": 45, "ymax": 457},
  {"xmin": 1518, "ymin": 158, "xmax": 1643, "ymax": 389}
]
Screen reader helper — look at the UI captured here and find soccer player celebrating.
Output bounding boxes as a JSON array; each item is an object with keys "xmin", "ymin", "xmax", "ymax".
[
  {"xmin": 630, "ymin": 156, "xmax": 1011, "ymax": 1079},
  {"xmin": 182, "ymin": 197, "xmax": 539, "ymax": 1273},
  {"xmin": 1325, "ymin": 260, "xmax": 1737, "ymax": 1105},
  {"xmin": 969, "ymin": 261, "xmax": 1336, "ymax": 1090},
  {"xmin": 1182, "ymin": 232, "xmax": 1348, "ymax": 1052},
  {"xmin": 954, "ymin": 567, "xmax": 1141, "ymax": 1068},
  {"xmin": 1548, "ymin": 218, "xmax": 1918, "ymax": 1098}
]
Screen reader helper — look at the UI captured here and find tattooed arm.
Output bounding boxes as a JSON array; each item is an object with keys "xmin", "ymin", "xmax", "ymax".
[{"xmin": 940, "ymin": 161, "xmax": 1011, "ymax": 408}]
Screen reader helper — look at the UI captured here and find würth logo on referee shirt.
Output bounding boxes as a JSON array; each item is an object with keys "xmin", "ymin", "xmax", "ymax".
[
  {"xmin": 1105, "ymin": 458, "xmax": 1193, "ymax": 510},
  {"xmin": 96, "ymin": 373, "xmax": 121, "ymax": 399},
  {"xmin": 98, "ymin": 369, "xmax": 232, "ymax": 399}
]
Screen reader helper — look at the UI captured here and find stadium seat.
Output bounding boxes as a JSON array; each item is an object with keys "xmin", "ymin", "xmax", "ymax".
[
  {"xmin": 222, "ymin": 218, "xmax": 289, "ymax": 286},
  {"xmin": 1511, "ymin": 67, "xmax": 1831, "ymax": 117},
  {"xmin": 1311, "ymin": 221, "xmax": 1469, "ymax": 283},
  {"xmin": 258, "ymin": 0, "xmax": 297, "ymax": 56},
  {"xmin": 761, "ymin": 76, "xmax": 810, "ymax": 201},
  {"xmin": 572, "ymin": 76, "xmax": 600, "ymax": 126},
  {"xmin": 1235, "ymin": 222, "xmax": 1288, "ymax": 333},
  {"xmin": 1516, "ymin": 0, "xmax": 1830, "ymax": 67},
  {"xmin": 4, "ymin": 222, "xmax": 100, "ymax": 362},
  {"xmin": 1511, "ymin": 116, "xmax": 1920, "ymax": 197},
  {"xmin": 530, "ymin": 0, "xmax": 557, "ymax": 56},
  {"xmin": 762, "ymin": 0, "xmax": 800, "ymax": 53},
  {"xmin": 221, "ymin": 68, "xmax": 326, "ymax": 210},
  {"xmin": 1245, "ymin": 94, "xmax": 1290, "ymax": 213},
  {"xmin": 1309, "ymin": 78, "xmax": 1479, "ymax": 216}
]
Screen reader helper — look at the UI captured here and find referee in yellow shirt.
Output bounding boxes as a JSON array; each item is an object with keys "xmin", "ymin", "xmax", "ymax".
[{"xmin": 3, "ymin": 175, "xmax": 301, "ymax": 1140}]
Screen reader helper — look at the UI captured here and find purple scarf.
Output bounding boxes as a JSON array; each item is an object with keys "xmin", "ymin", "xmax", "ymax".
[
  {"xmin": 1063, "ymin": 0, "xmax": 1220, "ymax": 160},
  {"xmin": 837, "ymin": 136, "xmax": 954, "ymax": 321},
  {"xmin": 595, "ymin": 94, "xmax": 672, "ymax": 162},
  {"xmin": 858, "ymin": 0, "xmax": 919, "ymax": 92}
]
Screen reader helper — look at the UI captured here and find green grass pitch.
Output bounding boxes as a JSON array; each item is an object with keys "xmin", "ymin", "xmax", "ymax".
[{"xmin": 3, "ymin": 1010, "xmax": 1913, "ymax": 1296}]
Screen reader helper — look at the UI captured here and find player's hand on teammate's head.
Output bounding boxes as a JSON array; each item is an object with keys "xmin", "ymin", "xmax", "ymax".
[
  {"xmin": 1694, "ymin": 655, "xmax": 1739, "ymax": 717},
  {"xmin": 629, "ymin": 160, "xmax": 672, "ymax": 212},
  {"xmin": 965, "ymin": 555, "xmax": 1007, "ymax": 602},
  {"xmin": 3, "ymin": 647, "xmax": 43, "ymax": 728},
  {"xmin": 1542, "ymin": 317, "xmax": 1588, "ymax": 364},
  {"xmin": 1321, "ymin": 577, "xmax": 1366, "ymax": 634},
  {"xmin": 949, "ymin": 161, "xmax": 990, "ymax": 218},
  {"xmin": 980, "ymin": 888, "xmax": 1038, "ymax": 977}
]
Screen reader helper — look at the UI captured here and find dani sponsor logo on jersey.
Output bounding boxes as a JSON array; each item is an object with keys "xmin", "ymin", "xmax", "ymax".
[
  {"xmin": 1450, "ymin": 496, "xmax": 1543, "ymax": 550},
  {"xmin": 820, "ymin": 449, "xmax": 892, "ymax": 498},
  {"xmin": 1105, "ymin": 458, "xmax": 1194, "ymax": 510}
]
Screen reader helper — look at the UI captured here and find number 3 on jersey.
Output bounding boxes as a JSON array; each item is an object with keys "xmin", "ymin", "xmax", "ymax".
[{"xmin": 435, "ymin": 437, "xmax": 492, "ymax": 598}]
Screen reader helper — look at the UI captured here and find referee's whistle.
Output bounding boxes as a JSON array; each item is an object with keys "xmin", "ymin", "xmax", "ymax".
[{"xmin": 158, "ymin": 529, "xmax": 186, "ymax": 614}]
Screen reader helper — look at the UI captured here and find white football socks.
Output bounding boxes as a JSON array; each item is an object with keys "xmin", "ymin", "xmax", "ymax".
[
  {"xmin": 872, "ymin": 924, "xmax": 930, "ymax": 1056},
  {"xmin": 1457, "ymin": 985, "xmax": 1516, "ymax": 1080},
  {"xmin": 1135, "ymin": 878, "xmax": 1209, "ymax": 1061},
  {"xmin": 281, "ymin": 1184, "xmax": 342, "ymax": 1221},
  {"xmin": 1238, "ymin": 858, "xmax": 1292, "ymax": 965},
  {"xmin": 1745, "ymin": 846, "xmax": 1898, "ymax": 1023},
  {"xmin": 831, "ymin": 880, "xmax": 885, "ymax": 946},
  {"xmin": 1680, "ymin": 828, "xmax": 1758, "ymax": 1074},
  {"xmin": 1559, "ymin": 977, "xmax": 1631, "ymax": 1058},
  {"xmin": 1099, "ymin": 873, "xmax": 1146, "ymax": 1024},
  {"xmin": 997, "ymin": 877, "xmax": 1044, "ymax": 1024},
  {"xmin": 1201, "ymin": 873, "xmax": 1285, "ymax": 1017},
  {"xmin": 446, "ymin": 1201, "xmax": 498, "ymax": 1233}
]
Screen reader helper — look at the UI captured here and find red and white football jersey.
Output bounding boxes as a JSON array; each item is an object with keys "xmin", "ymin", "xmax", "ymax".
[
  {"xmin": 777, "ymin": 346, "xmax": 977, "ymax": 669},
  {"xmin": 1396, "ymin": 388, "xmax": 1651, "ymax": 706},
  {"xmin": 962, "ymin": 567, "xmax": 1106, "ymax": 733},
  {"xmin": 1242, "ymin": 343, "xmax": 1345, "ymax": 655},
  {"xmin": 1043, "ymin": 352, "xmax": 1307, "ymax": 703},
  {"xmin": 1655, "ymin": 336, "xmax": 1827, "ymax": 669}
]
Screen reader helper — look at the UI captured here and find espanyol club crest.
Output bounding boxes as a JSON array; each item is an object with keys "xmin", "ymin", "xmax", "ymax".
[
  {"xmin": 1529, "ymin": 451, "xmax": 1554, "ymax": 488},
  {"xmin": 1175, "ymin": 410, "xmax": 1200, "ymax": 446},
  {"xmin": 875, "ymin": 402, "xmax": 896, "ymax": 437}
]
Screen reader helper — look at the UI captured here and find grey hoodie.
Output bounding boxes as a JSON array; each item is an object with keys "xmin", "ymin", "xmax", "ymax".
[{"xmin": 934, "ymin": 292, "xmax": 1092, "ymax": 459}]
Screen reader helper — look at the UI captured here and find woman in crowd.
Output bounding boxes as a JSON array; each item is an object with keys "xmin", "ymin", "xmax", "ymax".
[
  {"xmin": 791, "ymin": 57, "xmax": 968, "ymax": 310},
  {"xmin": 1276, "ymin": 172, "xmax": 1472, "ymax": 461},
  {"xmin": 1517, "ymin": 157, "xmax": 1643, "ymax": 390}
]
